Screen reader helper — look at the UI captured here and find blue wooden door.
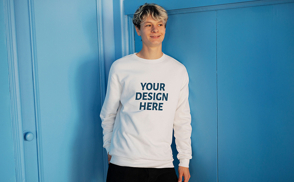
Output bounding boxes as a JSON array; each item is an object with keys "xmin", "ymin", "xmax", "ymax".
[
  {"xmin": 0, "ymin": 1, "xmax": 17, "ymax": 181},
  {"xmin": 121, "ymin": 0, "xmax": 294, "ymax": 181},
  {"xmin": 4, "ymin": 0, "xmax": 108, "ymax": 181}
]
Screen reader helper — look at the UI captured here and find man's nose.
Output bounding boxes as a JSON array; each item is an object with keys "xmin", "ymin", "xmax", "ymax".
[{"xmin": 152, "ymin": 26, "xmax": 158, "ymax": 32}]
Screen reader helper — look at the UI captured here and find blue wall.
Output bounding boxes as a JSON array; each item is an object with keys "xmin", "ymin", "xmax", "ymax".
[
  {"xmin": 217, "ymin": 4, "xmax": 294, "ymax": 181},
  {"xmin": 130, "ymin": 0, "xmax": 294, "ymax": 181},
  {"xmin": 27, "ymin": 0, "xmax": 104, "ymax": 181},
  {"xmin": 2, "ymin": 0, "xmax": 110, "ymax": 181},
  {"xmin": 0, "ymin": 1, "xmax": 16, "ymax": 181},
  {"xmin": 162, "ymin": 11, "xmax": 218, "ymax": 181},
  {"xmin": 124, "ymin": 0, "xmax": 259, "ymax": 14}
]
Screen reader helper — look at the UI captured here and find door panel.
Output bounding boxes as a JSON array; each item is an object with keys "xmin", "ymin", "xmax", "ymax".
[
  {"xmin": 14, "ymin": 0, "xmax": 39, "ymax": 180},
  {"xmin": 14, "ymin": 0, "xmax": 105, "ymax": 181},
  {"xmin": 33, "ymin": 1, "xmax": 103, "ymax": 181},
  {"xmin": 0, "ymin": 1, "xmax": 16, "ymax": 181},
  {"xmin": 217, "ymin": 3, "xmax": 294, "ymax": 182}
]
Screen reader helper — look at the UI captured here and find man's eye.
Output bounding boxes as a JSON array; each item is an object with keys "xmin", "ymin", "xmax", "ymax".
[
  {"xmin": 146, "ymin": 25, "xmax": 151, "ymax": 27},
  {"xmin": 159, "ymin": 24, "xmax": 163, "ymax": 26}
]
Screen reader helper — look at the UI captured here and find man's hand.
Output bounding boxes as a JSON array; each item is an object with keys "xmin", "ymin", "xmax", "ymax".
[
  {"xmin": 107, "ymin": 153, "xmax": 112, "ymax": 164},
  {"xmin": 178, "ymin": 166, "xmax": 190, "ymax": 182}
]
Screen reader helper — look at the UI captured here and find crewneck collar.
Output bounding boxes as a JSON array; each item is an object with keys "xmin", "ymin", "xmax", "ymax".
[{"xmin": 133, "ymin": 52, "xmax": 166, "ymax": 64}]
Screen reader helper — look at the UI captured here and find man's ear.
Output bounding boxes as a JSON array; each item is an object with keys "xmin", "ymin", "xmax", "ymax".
[{"xmin": 135, "ymin": 26, "xmax": 141, "ymax": 36}]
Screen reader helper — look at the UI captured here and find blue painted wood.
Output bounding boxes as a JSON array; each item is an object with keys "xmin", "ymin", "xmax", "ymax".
[
  {"xmin": 99, "ymin": 0, "xmax": 115, "ymax": 181},
  {"xmin": 124, "ymin": 0, "xmax": 259, "ymax": 15},
  {"xmin": 164, "ymin": 12, "xmax": 217, "ymax": 182},
  {"xmin": 217, "ymin": 3, "xmax": 294, "ymax": 182},
  {"xmin": 30, "ymin": 0, "xmax": 104, "ymax": 181},
  {"xmin": 102, "ymin": 0, "xmax": 115, "ymax": 90},
  {"xmin": 128, "ymin": 16, "xmax": 135, "ymax": 54},
  {"xmin": 167, "ymin": 0, "xmax": 294, "ymax": 15},
  {"xmin": 27, "ymin": 0, "xmax": 44, "ymax": 181},
  {"xmin": 3, "ymin": 0, "xmax": 26, "ymax": 181},
  {"xmin": 113, "ymin": 0, "xmax": 135, "ymax": 67},
  {"xmin": 134, "ymin": 10, "xmax": 218, "ymax": 182},
  {"xmin": 113, "ymin": 0, "xmax": 123, "ymax": 61},
  {"xmin": 14, "ymin": 0, "xmax": 109, "ymax": 181},
  {"xmin": 0, "ymin": 1, "xmax": 16, "ymax": 181},
  {"xmin": 121, "ymin": 11, "xmax": 130, "ymax": 57},
  {"xmin": 14, "ymin": 0, "xmax": 40, "ymax": 180}
]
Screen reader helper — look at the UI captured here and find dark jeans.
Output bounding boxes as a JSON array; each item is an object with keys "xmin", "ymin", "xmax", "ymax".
[{"xmin": 106, "ymin": 163, "xmax": 178, "ymax": 182}]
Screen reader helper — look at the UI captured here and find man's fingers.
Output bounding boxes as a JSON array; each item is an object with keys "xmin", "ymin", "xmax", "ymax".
[
  {"xmin": 184, "ymin": 175, "xmax": 188, "ymax": 182},
  {"xmin": 184, "ymin": 173, "xmax": 190, "ymax": 182},
  {"xmin": 107, "ymin": 154, "xmax": 112, "ymax": 164},
  {"xmin": 178, "ymin": 173, "xmax": 183, "ymax": 182}
]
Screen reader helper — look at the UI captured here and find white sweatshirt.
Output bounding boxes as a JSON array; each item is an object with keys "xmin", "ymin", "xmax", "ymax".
[{"xmin": 100, "ymin": 53, "xmax": 192, "ymax": 168}]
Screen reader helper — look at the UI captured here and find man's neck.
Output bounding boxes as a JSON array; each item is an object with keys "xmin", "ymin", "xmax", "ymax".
[{"xmin": 136, "ymin": 45, "xmax": 163, "ymax": 59}]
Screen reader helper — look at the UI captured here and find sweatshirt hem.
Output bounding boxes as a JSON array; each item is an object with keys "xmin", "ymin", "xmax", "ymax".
[{"xmin": 110, "ymin": 155, "xmax": 174, "ymax": 168}]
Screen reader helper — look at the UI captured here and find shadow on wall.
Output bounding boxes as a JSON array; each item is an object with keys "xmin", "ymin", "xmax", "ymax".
[
  {"xmin": 68, "ymin": 8, "xmax": 105, "ymax": 181},
  {"xmin": 68, "ymin": 12, "xmax": 105, "ymax": 178},
  {"xmin": 70, "ymin": 58, "xmax": 104, "ymax": 182}
]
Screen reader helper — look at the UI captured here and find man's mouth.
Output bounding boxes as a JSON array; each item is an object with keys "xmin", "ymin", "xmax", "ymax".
[{"xmin": 151, "ymin": 35, "xmax": 160, "ymax": 38}]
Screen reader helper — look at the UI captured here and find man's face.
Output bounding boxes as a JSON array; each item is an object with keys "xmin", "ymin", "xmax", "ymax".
[{"xmin": 135, "ymin": 15, "xmax": 166, "ymax": 48}]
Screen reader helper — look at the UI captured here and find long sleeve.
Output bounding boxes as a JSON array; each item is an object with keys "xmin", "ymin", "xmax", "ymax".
[
  {"xmin": 100, "ymin": 65, "xmax": 122, "ymax": 154},
  {"xmin": 173, "ymin": 69, "xmax": 192, "ymax": 168}
]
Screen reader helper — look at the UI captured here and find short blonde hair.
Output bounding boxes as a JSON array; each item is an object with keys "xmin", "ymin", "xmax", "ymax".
[{"xmin": 133, "ymin": 3, "xmax": 168, "ymax": 29}]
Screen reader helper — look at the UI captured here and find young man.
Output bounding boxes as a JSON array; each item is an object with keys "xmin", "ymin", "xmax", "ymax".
[{"xmin": 100, "ymin": 3, "xmax": 192, "ymax": 182}]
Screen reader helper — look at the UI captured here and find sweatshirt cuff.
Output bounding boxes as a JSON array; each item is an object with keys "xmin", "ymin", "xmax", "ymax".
[
  {"xmin": 105, "ymin": 145, "xmax": 110, "ymax": 154},
  {"xmin": 179, "ymin": 159, "xmax": 190, "ymax": 168}
]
